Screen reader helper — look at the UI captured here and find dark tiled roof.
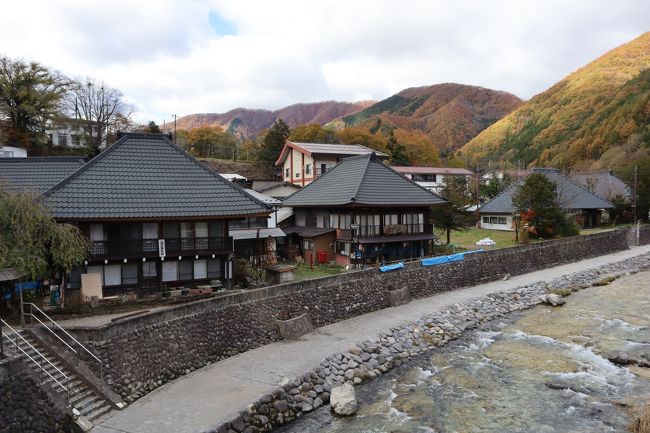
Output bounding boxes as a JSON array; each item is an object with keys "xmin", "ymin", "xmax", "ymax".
[
  {"xmin": 43, "ymin": 133, "xmax": 271, "ymax": 220},
  {"xmin": 571, "ymin": 171, "xmax": 632, "ymax": 201},
  {"xmin": 480, "ymin": 168, "xmax": 613, "ymax": 214},
  {"xmin": 282, "ymin": 226, "xmax": 335, "ymax": 237},
  {"xmin": 283, "ymin": 153, "xmax": 446, "ymax": 207},
  {"xmin": 391, "ymin": 166, "xmax": 473, "ymax": 176},
  {"xmin": 0, "ymin": 157, "xmax": 86, "ymax": 193}
]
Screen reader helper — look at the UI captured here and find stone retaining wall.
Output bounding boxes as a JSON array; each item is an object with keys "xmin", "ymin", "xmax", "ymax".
[
  {"xmin": 72, "ymin": 230, "xmax": 630, "ymax": 403},
  {"xmin": 0, "ymin": 356, "xmax": 70, "ymax": 433},
  {"xmin": 210, "ymin": 252, "xmax": 650, "ymax": 433}
]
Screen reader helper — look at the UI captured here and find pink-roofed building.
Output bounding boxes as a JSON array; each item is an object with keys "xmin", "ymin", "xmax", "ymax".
[{"xmin": 390, "ymin": 166, "xmax": 474, "ymax": 194}]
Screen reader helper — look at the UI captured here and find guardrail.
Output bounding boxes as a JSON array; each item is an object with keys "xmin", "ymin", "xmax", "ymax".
[{"xmin": 22, "ymin": 303, "xmax": 104, "ymax": 388}]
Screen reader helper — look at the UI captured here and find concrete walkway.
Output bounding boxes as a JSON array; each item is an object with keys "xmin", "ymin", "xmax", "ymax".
[{"xmin": 92, "ymin": 246, "xmax": 650, "ymax": 433}]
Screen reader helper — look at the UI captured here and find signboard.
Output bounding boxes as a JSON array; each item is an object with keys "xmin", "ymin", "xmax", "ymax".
[{"xmin": 158, "ymin": 239, "xmax": 166, "ymax": 258}]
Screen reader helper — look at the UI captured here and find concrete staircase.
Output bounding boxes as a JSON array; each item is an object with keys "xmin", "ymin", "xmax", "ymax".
[{"xmin": 3, "ymin": 329, "xmax": 114, "ymax": 426}]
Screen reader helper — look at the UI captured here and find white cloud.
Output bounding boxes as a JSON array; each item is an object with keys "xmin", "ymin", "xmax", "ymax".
[{"xmin": 2, "ymin": 0, "xmax": 648, "ymax": 123}]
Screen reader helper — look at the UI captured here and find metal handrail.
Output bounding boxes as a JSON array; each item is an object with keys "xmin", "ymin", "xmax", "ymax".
[
  {"xmin": 24, "ymin": 303, "xmax": 104, "ymax": 386},
  {"xmin": 1, "ymin": 319, "xmax": 69, "ymax": 395}
]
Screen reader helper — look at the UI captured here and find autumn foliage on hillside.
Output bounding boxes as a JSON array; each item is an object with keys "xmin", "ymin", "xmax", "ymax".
[
  {"xmin": 459, "ymin": 32, "xmax": 650, "ymax": 172},
  {"xmin": 335, "ymin": 83, "xmax": 521, "ymax": 153}
]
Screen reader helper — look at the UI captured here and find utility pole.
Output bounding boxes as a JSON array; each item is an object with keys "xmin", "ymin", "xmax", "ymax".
[
  {"xmin": 633, "ymin": 165, "xmax": 638, "ymax": 224},
  {"xmin": 172, "ymin": 114, "xmax": 177, "ymax": 144},
  {"xmin": 475, "ymin": 165, "xmax": 480, "ymax": 227}
]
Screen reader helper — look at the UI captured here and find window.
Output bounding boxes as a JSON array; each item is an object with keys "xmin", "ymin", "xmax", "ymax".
[
  {"xmin": 165, "ymin": 222, "xmax": 180, "ymax": 238},
  {"xmin": 209, "ymin": 222, "xmax": 223, "ymax": 237},
  {"xmin": 285, "ymin": 168, "xmax": 289, "ymax": 178},
  {"xmin": 305, "ymin": 164, "xmax": 311, "ymax": 175},
  {"xmin": 58, "ymin": 134, "xmax": 68, "ymax": 146},
  {"xmin": 181, "ymin": 222, "xmax": 194, "ymax": 238},
  {"xmin": 142, "ymin": 223, "xmax": 158, "ymax": 239},
  {"xmin": 321, "ymin": 163, "xmax": 327, "ymax": 175},
  {"xmin": 303, "ymin": 239, "xmax": 314, "ymax": 250},
  {"xmin": 143, "ymin": 262, "xmax": 157, "ymax": 278},
  {"xmin": 162, "ymin": 261, "xmax": 178, "ymax": 282},
  {"xmin": 305, "ymin": 212, "xmax": 317, "ymax": 227},
  {"xmin": 71, "ymin": 135, "xmax": 81, "ymax": 147},
  {"xmin": 122, "ymin": 263, "xmax": 138, "ymax": 285},
  {"xmin": 295, "ymin": 172, "xmax": 301, "ymax": 178},
  {"xmin": 178, "ymin": 260, "xmax": 193, "ymax": 280},
  {"xmin": 336, "ymin": 241, "xmax": 350, "ymax": 256},
  {"xmin": 483, "ymin": 216, "xmax": 508, "ymax": 225},
  {"xmin": 104, "ymin": 265, "xmax": 121, "ymax": 286},
  {"xmin": 194, "ymin": 259, "xmax": 207, "ymax": 279},
  {"xmin": 89, "ymin": 224, "xmax": 104, "ymax": 241},
  {"xmin": 207, "ymin": 258, "xmax": 222, "ymax": 278},
  {"xmin": 195, "ymin": 222, "xmax": 208, "ymax": 238},
  {"xmin": 329, "ymin": 213, "xmax": 339, "ymax": 229}
]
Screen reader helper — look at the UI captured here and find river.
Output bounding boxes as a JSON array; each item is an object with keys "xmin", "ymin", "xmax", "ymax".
[{"xmin": 279, "ymin": 271, "xmax": 650, "ymax": 433}]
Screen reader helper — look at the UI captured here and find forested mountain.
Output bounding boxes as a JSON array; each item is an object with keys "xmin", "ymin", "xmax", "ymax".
[
  {"xmin": 169, "ymin": 101, "xmax": 373, "ymax": 139},
  {"xmin": 328, "ymin": 83, "xmax": 522, "ymax": 153},
  {"xmin": 459, "ymin": 32, "xmax": 650, "ymax": 171}
]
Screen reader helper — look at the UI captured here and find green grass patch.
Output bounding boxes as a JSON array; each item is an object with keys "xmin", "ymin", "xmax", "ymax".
[{"xmin": 291, "ymin": 263, "xmax": 344, "ymax": 282}]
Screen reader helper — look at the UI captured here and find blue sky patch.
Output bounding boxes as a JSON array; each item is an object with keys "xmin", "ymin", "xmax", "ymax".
[{"xmin": 209, "ymin": 10, "xmax": 237, "ymax": 36}]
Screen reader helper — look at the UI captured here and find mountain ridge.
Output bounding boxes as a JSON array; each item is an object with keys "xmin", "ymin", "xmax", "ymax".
[{"xmin": 459, "ymin": 32, "xmax": 650, "ymax": 171}]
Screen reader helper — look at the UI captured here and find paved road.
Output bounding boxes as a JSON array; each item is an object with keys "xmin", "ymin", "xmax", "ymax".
[{"xmin": 92, "ymin": 245, "xmax": 650, "ymax": 433}]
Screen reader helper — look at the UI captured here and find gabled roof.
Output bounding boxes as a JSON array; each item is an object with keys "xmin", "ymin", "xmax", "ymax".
[
  {"xmin": 571, "ymin": 171, "xmax": 632, "ymax": 201},
  {"xmin": 283, "ymin": 153, "xmax": 446, "ymax": 207},
  {"xmin": 391, "ymin": 166, "xmax": 473, "ymax": 176},
  {"xmin": 275, "ymin": 141, "xmax": 388, "ymax": 166},
  {"xmin": 43, "ymin": 133, "xmax": 271, "ymax": 220},
  {"xmin": 480, "ymin": 168, "xmax": 613, "ymax": 214},
  {"xmin": 243, "ymin": 188, "xmax": 282, "ymax": 206},
  {"xmin": 0, "ymin": 156, "xmax": 86, "ymax": 193}
]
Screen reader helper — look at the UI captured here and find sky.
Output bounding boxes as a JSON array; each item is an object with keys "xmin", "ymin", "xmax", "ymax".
[{"xmin": 2, "ymin": 0, "xmax": 648, "ymax": 124}]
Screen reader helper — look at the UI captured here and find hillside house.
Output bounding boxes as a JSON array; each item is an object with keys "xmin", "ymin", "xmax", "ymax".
[
  {"xmin": 479, "ymin": 168, "xmax": 613, "ymax": 231},
  {"xmin": 229, "ymin": 189, "xmax": 286, "ymax": 261},
  {"xmin": 275, "ymin": 141, "xmax": 388, "ymax": 186},
  {"xmin": 571, "ymin": 171, "xmax": 632, "ymax": 201},
  {"xmin": 282, "ymin": 153, "xmax": 446, "ymax": 267},
  {"xmin": 391, "ymin": 166, "xmax": 474, "ymax": 194},
  {"xmin": 26, "ymin": 133, "xmax": 272, "ymax": 297}
]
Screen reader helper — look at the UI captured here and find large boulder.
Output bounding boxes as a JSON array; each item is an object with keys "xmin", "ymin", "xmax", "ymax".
[
  {"xmin": 540, "ymin": 293, "xmax": 566, "ymax": 306},
  {"xmin": 330, "ymin": 383, "xmax": 358, "ymax": 416}
]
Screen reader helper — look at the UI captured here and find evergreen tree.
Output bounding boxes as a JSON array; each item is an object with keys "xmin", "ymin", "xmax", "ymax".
[
  {"xmin": 147, "ymin": 121, "xmax": 161, "ymax": 133},
  {"xmin": 386, "ymin": 128, "xmax": 410, "ymax": 166},
  {"xmin": 512, "ymin": 173, "xmax": 578, "ymax": 239},
  {"xmin": 259, "ymin": 119, "xmax": 290, "ymax": 164}
]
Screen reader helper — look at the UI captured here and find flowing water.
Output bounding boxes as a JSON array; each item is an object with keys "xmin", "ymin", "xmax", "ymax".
[{"xmin": 280, "ymin": 271, "xmax": 650, "ymax": 433}]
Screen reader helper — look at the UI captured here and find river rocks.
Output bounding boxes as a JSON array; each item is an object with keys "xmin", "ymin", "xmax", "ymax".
[
  {"xmin": 541, "ymin": 293, "xmax": 566, "ymax": 306},
  {"xmin": 608, "ymin": 349, "xmax": 650, "ymax": 367},
  {"xmin": 330, "ymin": 383, "xmax": 358, "ymax": 416},
  {"xmin": 209, "ymin": 249, "xmax": 650, "ymax": 433}
]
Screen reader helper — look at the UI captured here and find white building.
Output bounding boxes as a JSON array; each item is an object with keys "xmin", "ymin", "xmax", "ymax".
[
  {"xmin": 391, "ymin": 166, "xmax": 474, "ymax": 194},
  {"xmin": 0, "ymin": 145, "xmax": 27, "ymax": 158},
  {"xmin": 48, "ymin": 118, "xmax": 105, "ymax": 149}
]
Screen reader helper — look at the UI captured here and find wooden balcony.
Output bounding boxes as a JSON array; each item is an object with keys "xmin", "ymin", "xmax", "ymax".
[{"xmin": 89, "ymin": 237, "xmax": 232, "ymax": 259}]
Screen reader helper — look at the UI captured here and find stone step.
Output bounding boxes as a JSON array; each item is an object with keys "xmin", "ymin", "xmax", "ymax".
[
  {"xmin": 80, "ymin": 399, "xmax": 109, "ymax": 417},
  {"xmin": 69, "ymin": 388, "xmax": 94, "ymax": 406},
  {"xmin": 85, "ymin": 403, "xmax": 113, "ymax": 423},
  {"xmin": 75, "ymin": 395, "xmax": 102, "ymax": 411}
]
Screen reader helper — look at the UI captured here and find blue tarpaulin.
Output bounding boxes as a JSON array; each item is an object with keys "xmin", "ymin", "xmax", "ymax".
[
  {"xmin": 379, "ymin": 262, "xmax": 405, "ymax": 273},
  {"xmin": 420, "ymin": 249, "xmax": 483, "ymax": 267}
]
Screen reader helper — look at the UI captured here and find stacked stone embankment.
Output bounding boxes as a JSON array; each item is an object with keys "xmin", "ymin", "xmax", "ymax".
[
  {"xmin": 0, "ymin": 357, "xmax": 71, "ymax": 433},
  {"xmin": 69, "ymin": 230, "xmax": 632, "ymax": 403},
  {"xmin": 211, "ymin": 252, "xmax": 650, "ymax": 433}
]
